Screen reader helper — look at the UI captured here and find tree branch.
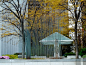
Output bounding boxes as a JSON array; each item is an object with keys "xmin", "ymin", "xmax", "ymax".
[
  {"xmin": 2, "ymin": 3, "xmax": 20, "ymax": 19},
  {"xmin": 59, "ymin": 4, "xmax": 75, "ymax": 19}
]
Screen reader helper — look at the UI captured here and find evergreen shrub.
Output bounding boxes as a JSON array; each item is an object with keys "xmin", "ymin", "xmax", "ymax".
[{"xmin": 79, "ymin": 48, "xmax": 86, "ymax": 57}]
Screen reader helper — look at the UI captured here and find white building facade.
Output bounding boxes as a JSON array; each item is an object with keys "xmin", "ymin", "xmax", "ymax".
[
  {"xmin": 68, "ymin": 0, "xmax": 82, "ymax": 40},
  {"xmin": 0, "ymin": 0, "xmax": 27, "ymax": 56}
]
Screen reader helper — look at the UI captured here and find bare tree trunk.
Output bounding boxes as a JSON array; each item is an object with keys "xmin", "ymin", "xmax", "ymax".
[
  {"xmin": 21, "ymin": 18, "xmax": 25, "ymax": 59},
  {"xmin": 75, "ymin": 19, "xmax": 79, "ymax": 59}
]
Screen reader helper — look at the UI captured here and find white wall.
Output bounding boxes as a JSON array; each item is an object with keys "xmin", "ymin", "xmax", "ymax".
[
  {"xmin": 1, "ymin": 36, "xmax": 20, "ymax": 55},
  {"xmin": 0, "ymin": 5, "xmax": 2, "ymax": 56},
  {"xmin": 0, "ymin": 36, "xmax": 1, "ymax": 56},
  {"xmin": 0, "ymin": 0, "xmax": 27, "ymax": 55},
  {"xmin": 0, "ymin": 59, "xmax": 86, "ymax": 65}
]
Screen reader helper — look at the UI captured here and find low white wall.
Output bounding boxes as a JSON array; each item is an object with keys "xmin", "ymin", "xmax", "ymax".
[
  {"xmin": 0, "ymin": 58, "xmax": 86, "ymax": 65},
  {"xmin": 67, "ymin": 55, "xmax": 81, "ymax": 59},
  {"xmin": 0, "ymin": 62, "xmax": 83, "ymax": 65}
]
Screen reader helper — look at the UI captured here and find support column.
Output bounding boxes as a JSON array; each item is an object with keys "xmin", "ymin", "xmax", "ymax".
[
  {"xmin": 54, "ymin": 39, "xmax": 58, "ymax": 58},
  {"xmin": 58, "ymin": 44, "xmax": 61, "ymax": 57}
]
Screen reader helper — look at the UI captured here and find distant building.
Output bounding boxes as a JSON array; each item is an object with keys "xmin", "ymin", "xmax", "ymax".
[
  {"xmin": 0, "ymin": 0, "xmax": 42, "ymax": 56},
  {"xmin": 0, "ymin": 0, "xmax": 26, "ymax": 56}
]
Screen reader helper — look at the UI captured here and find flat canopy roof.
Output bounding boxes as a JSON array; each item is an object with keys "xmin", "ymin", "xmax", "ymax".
[{"xmin": 39, "ymin": 32, "xmax": 73, "ymax": 45}]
